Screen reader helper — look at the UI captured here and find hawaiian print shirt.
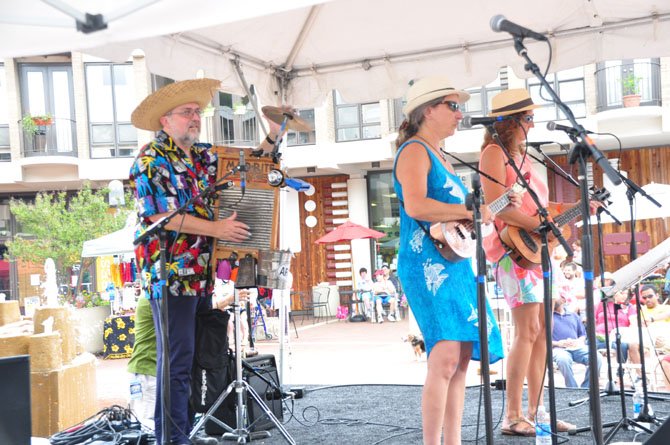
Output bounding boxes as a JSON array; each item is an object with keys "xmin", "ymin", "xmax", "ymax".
[{"xmin": 129, "ymin": 131, "xmax": 218, "ymax": 299}]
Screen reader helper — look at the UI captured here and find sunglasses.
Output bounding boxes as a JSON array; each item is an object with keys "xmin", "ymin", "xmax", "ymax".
[
  {"xmin": 166, "ymin": 108, "xmax": 203, "ymax": 119},
  {"xmin": 440, "ymin": 100, "xmax": 461, "ymax": 112},
  {"xmin": 639, "ymin": 294, "xmax": 654, "ymax": 300}
]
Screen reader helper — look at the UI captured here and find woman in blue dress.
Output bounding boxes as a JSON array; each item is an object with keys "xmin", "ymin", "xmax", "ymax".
[{"xmin": 393, "ymin": 77, "xmax": 511, "ymax": 444}]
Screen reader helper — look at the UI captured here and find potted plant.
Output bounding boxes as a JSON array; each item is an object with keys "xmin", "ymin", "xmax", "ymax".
[
  {"xmin": 622, "ymin": 74, "xmax": 641, "ymax": 107},
  {"xmin": 21, "ymin": 113, "xmax": 53, "ymax": 136}
]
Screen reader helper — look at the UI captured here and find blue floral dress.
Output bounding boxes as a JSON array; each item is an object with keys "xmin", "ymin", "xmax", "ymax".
[{"xmin": 393, "ymin": 140, "xmax": 504, "ymax": 362}]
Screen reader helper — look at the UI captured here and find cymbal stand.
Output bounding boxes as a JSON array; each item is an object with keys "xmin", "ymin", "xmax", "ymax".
[{"xmin": 189, "ymin": 287, "xmax": 296, "ymax": 444}]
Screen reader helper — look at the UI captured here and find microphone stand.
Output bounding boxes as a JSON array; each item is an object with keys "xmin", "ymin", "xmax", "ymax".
[
  {"xmin": 511, "ymin": 35, "xmax": 624, "ymax": 445},
  {"xmin": 134, "ymin": 163, "xmax": 244, "ymax": 444},
  {"xmin": 467, "ymin": 174, "xmax": 494, "ymax": 445},
  {"xmin": 485, "ymin": 123, "xmax": 571, "ymax": 445}
]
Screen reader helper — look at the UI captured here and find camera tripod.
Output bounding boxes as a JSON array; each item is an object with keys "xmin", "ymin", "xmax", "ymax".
[{"xmin": 188, "ymin": 288, "xmax": 295, "ymax": 444}]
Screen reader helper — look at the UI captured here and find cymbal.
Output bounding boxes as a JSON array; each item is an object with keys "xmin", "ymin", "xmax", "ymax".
[{"xmin": 261, "ymin": 106, "xmax": 312, "ymax": 132}]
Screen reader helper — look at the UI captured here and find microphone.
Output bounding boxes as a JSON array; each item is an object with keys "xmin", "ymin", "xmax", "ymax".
[
  {"xmin": 284, "ymin": 177, "xmax": 312, "ymax": 192},
  {"xmin": 546, "ymin": 121, "xmax": 594, "ymax": 135},
  {"xmin": 461, "ymin": 115, "xmax": 511, "ymax": 128},
  {"xmin": 490, "ymin": 15, "xmax": 548, "ymax": 42},
  {"xmin": 239, "ymin": 149, "xmax": 247, "ymax": 195},
  {"xmin": 526, "ymin": 141, "xmax": 555, "ymax": 148},
  {"xmin": 215, "ymin": 180, "xmax": 234, "ymax": 192}
]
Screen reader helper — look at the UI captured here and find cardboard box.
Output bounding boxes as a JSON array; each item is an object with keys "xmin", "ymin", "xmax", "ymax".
[{"xmin": 31, "ymin": 352, "xmax": 97, "ymax": 437}]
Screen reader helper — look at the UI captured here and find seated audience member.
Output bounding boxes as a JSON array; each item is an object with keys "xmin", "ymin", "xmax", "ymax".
[
  {"xmin": 629, "ymin": 284, "xmax": 670, "ymax": 370},
  {"xmin": 356, "ymin": 267, "xmax": 374, "ymax": 320},
  {"xmin": 662, "ymin": 355, "xmax": 670, "ymax": 391},
  {"xmin": 372, "ymin": 269, "xmax": 399, "ymax": 323},
  {"xmin": 594, "ymin": 288, "xmax": 636, "ymax": 363},
  {"xmin": 559, "ymin": 262, "xmax": 585, "ymax": 317},
  {"xmin": 553, "ymin": 295, "xmax": 602, "ymax": 388},
  {"xmin": 213, "ymin": 278, "xmax": 251, "ymax": 354}
]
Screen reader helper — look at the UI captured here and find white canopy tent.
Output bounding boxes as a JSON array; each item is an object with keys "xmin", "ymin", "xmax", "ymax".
[
  {"xmin": 81, "ymin": 225, "xmax": 135, "ymax": 258},
  {"xmin": 2, "ymin": 1, "xmax": 670, "ymax": 106}
]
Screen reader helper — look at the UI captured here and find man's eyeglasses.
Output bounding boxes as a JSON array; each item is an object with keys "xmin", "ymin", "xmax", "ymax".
[
  {"xmin": 639, "ymin": 294, "xmax": 654, "ymax": 300},
  {"xmin": 440, "ymin": 100, "xmax": 460, "ymax": 112},
  {"xmin": 166, "ymin": 108, "xmax": 203, "ymax": 119},
  {"xmin": 520, "ymin": 114, "xmax": 534, "ymax": 123}
]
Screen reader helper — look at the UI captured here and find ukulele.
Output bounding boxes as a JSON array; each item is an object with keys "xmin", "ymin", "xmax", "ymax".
[
  {"xmin": 429, "ymin": 184, "xmax": 524, "ymax": 262},
  {"xmin": 499, "ymin": 187, "xmax": 610, "ymax": 269}
]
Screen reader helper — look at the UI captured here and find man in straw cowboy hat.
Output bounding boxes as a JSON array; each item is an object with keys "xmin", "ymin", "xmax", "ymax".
[{"xmin": 128, "ymin": 78, "xmax": 285, "ymax": 444}]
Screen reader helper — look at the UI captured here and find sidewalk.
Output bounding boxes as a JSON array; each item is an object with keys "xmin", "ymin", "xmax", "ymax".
[{"xmin": 95, "ymin": 315, "xmax": 507, "ymax": 409}]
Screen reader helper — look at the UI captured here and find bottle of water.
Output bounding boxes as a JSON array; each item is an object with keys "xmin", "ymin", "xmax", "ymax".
[
  {"xmin": 632, "ymin": 384, "xmax": 643, "ymax": 419},
  {"xmin": 535, "ymin": 405, "xmax": 551, "ymax": 445}
]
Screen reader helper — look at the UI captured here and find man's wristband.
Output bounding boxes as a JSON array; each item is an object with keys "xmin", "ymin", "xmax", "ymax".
[{"xmin": 265, "ymin": 134, "xmax": 276, "ymax": 145}]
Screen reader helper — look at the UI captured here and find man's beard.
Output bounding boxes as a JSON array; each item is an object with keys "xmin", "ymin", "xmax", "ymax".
[{"xmin": 176, "ymin": 131, "xmax": 199, "ymax": 148}]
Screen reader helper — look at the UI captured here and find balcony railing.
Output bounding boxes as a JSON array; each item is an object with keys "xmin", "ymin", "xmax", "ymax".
[
  {"xmin": 595, "ymin": 61, "xmax": 662, "ymax": 111},
  {"xmin": 213, "ymin": 106, "xmax": 259, "ymax": 147},
  {"xmin": 21, "ymin": 117, "xmax": 78, "ymax": 157}
]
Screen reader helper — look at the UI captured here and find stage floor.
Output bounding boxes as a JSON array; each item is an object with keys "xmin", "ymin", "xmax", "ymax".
[{"xmin": 219, "ymin": 384, "xmax": 669, "ymax": 444}]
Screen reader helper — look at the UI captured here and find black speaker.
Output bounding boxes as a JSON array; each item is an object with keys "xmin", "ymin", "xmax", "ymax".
[
  {"xmin": 0, "ymin": 355, "xmax": 31, "ymax": 445},
  {"xmin": 205, "ymin": 354, "xmax": 283, "ymax": 435},
  {"xmin": 645, "ymin": 416, "xmax": 670, "ymax": 444}
]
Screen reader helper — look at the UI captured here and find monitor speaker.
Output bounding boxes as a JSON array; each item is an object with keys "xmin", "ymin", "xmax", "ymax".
[
  {"xmin": 205, "ymin": 354, "xmax": 283, "ymax": 435},
  {"xmin": 0, "ymin": 355, "xmax": 31, "ymax": 445},
  {"xmin": 645, "ymin": 415, "xmax": 670, "ymax": 444}
]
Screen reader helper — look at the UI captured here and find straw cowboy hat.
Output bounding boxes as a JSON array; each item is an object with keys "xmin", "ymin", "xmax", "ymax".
[
  {"xmin": 131, "ymin": 78, "xmax": 221, "ymax": 131},
  {"xmin": 488, "ymin": 88, "xmax": 540, "ymax": 117},
  {"xmin": 402, "ymin": 76, "xmax": 470, "ymax": 115}
]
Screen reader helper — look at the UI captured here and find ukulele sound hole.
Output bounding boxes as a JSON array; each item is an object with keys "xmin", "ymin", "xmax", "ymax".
[
  {"xmin": 455, "ymin": 226, "xmax": 467, "ymax": 240},
  {"xmin": 519, "ymin": 230, "xmax": 538, "ymax": 253}
]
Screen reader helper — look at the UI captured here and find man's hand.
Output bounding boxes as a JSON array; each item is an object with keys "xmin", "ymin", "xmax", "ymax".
[{"xmin": 215, "ymin": 211, "xmax": 250, "ymax": 242}]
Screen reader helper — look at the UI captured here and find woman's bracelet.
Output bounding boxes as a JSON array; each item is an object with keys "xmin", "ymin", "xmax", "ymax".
[{"xmin": 265, "ymin": 134, "xmax": 276, "ymax": 145}]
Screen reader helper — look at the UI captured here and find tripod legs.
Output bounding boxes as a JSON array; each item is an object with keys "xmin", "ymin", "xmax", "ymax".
[{"xmin": 189, "ymin": 292, "xmax": 296, "ymax": 444}]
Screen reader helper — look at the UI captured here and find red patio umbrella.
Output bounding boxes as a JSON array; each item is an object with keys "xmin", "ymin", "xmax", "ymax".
[{"xmin": 314, "ymin": 220, "xmax": 385, "ymax": 244}]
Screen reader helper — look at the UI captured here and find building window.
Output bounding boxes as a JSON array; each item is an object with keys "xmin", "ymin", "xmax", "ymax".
[
  {"xmin": 85, "ymin": 63, "xmax": 136, "ymax": 158},
  {"xmin": 215, "ymin": 92, "xmax": 259, "ymax": 146},
  {"xmin": 595, "ymin": 58, "xmax": 662, "ymax": 111},
  {"xmin": 0, "ymin": 66, "xmax": 9, "ymax": 161},
  {"xmin": 334, "ymin": 91, "xmax": 381, "ymax": 142},
  {"xmin": 460, "ymin": 71, "xmax": 507, "ymax": 130},
  {"xmin": 286, "ymin": 109, "xmax": 316, "ymax": 146},
  {"xmin": 367, "ymin": 171, "xmax": 400, "ymax": 268},
  {"xmin": 19, "ymin": 64, "xmax": 77, "ymax": 157},
  {"xmin": 527, "ymin": 67, "xmax": 586, "ymax": 122}
]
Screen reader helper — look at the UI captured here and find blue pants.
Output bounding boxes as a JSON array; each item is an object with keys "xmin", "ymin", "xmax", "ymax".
[
  {"xmin": 554, "ymin": 346, "xmax": 602, "ymax": 388},
  {"xmin": 596, "ymin": 339, "xmax": 630, "ymax": 363},
  {"xmin": 151, "ymin": 295, "xmax": 206, "ymax": 444}
]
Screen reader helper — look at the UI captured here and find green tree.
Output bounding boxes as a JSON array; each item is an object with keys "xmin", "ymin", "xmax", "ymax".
[{"xmin": 6, "ymin": 183, "xmax": 133, "ymax": 281}]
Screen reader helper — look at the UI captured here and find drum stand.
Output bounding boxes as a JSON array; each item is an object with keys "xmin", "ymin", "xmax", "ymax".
[{"xmin": 189, "ymin": 289, "xmax": 296, "ymax": 444}]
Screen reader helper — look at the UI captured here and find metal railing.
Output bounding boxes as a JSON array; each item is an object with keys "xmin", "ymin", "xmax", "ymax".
[
  {"xmin": 595, "ymin": 61, "xmax": 662, "ymax": 111},
  {"xmin": 213, "ymin": 106, "xmax": 259, "ymax": 147},
  {"xmin": 21, "ymin": 117, "xmax": 78, "ymax": 157}
]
